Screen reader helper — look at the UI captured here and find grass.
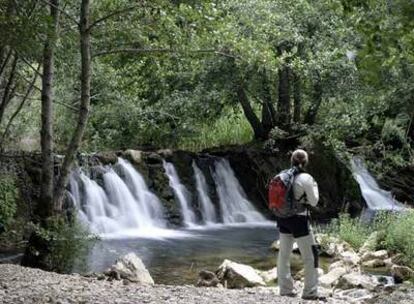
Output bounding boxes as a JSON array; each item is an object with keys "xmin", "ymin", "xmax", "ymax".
[
  {"xmin": 322, "ymin": 211, "xmax": 414, "ymax": 269},
  {"xmin": 178, "ymin": 111, "xmax": 253, "ymax": 151}
]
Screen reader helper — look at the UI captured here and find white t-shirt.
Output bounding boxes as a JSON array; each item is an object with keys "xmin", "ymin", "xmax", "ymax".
[{"xmin": 293, "ymin": 173, "xmax": 319, "ymax": 215}]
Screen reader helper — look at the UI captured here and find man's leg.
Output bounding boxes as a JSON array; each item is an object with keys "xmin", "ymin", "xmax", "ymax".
[
  {"xmin": 295, "ymin": 229, "xmax": 318, "ymax": 298},
  {"xmin": 277, "ymin": 233, "xmax": 295, "ymax": 295}
]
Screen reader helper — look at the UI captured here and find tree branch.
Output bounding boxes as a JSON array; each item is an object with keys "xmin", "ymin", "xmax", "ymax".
[
  {"xmin": 38, "ymin": 0, "xmax": 79, "ymax": 25},
  {"xmin": 88, "ymin": 4, "xmax": 143, "ymax": 30},
  {"xmin": 20, "ymin": 56, "xmax": 43, "ymax": 78},
  {"xmin": 0, "ymin": 65, "xmax": 40, "ymax": 147},
  {"xmin": 93, "ymin": 48, "xmax": 238, "ymax": 59}
]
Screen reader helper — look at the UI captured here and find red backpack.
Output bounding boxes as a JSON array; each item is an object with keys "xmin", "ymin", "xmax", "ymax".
[{"xmin": 268, "ymin": 167, "xmax": 305, "ymax": 218}]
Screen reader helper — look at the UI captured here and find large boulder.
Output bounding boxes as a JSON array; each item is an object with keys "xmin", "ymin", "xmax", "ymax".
[
  {"xmin": 216, "ymin": 259, "xmax": 266, "ymax": 288},
  {"xmin": 105, "ymin": 253, "xmax": 154, "ymax": 285},
  {"xmin": 361, "ymin": 250, "xmax": 388, "ymax": 262},
  {"xmin": 362, "ymin": 259, "xmax": 386, "ymax": 268},
  {"xmin": 339, "ymin": 250, "xmax": 361, "ymax": 267},
  {"xmin": 336, "ymin": 272, "xmax": 381, "ymax": 291},
  {"xmin": 391, "ymin": 265, "xmax": 414, "ymax": 283},
  {"xmin": 319, "ymin": 267, "xmax": 347, "ymax": 288}
]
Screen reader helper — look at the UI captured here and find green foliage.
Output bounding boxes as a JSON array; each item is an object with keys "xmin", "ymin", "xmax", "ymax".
[
  {"xmin": 324, "ymin": 213, "xmax": 372, "ymax": 250},
  {"xmin": 377, "ymin": 211, "xmax": 414, "ymax": 268},
  {"xmin": 324, "ymin": 212, "xmax": 414, "ymax": 268},
  {"xmin": 0, "ymin": 175, "xmax": 18, "ymax": 227},
  {"xmin": 32, "ymin": 217, "xmax": 98, "ymax": 273},
  {"xmin": 178, "ymin": 109, "xmax": 253, "ymax": 151}
]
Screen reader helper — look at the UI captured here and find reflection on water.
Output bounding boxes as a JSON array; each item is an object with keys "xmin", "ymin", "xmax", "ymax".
[{"xmin": 85, "ymin": 225, "xmax": 279, "ymax": 285}]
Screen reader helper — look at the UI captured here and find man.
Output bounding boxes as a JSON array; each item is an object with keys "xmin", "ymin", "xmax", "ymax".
[{"xmin": 276, "ymin": 149, "xmax": 324, "ymax": 301}]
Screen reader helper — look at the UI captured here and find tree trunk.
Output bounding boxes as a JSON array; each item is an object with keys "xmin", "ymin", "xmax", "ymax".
[
  {"xmin": 237, "ymin": 85, "xmax": 265, "ymax": 140},
  {"xmin": 293, "ymin": 71, "xmax": 301, "ymax": 123},
  {"xmin": 0, "ymin": 55, "xmax": 18, "ymax": 124},
  {"xmin": 304, "ymin": 71, "xmax": 323, "ymax": 125},
  {"xmin": 53, "ymin": 0, "xmax": 91, "ymax": 210},
  {"xmin": 39, "ymin": 0, "xmax": 60, "ymax": 219},
  {"xmin": 277, "ymin": 65, "xmax": 291, "ymax": 129},
  {"xmin": 261, "ymin": 74, "xmax": 276, "ymax": 136}
]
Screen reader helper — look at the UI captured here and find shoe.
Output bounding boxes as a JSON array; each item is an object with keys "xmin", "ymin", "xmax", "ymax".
[
  {"xmin": 280, "ymin": 292, "xmax": 297, "ymax": 297},
  {"xmin": 301, "ymin": 295, "xmax": 327, "ymax": 301}
]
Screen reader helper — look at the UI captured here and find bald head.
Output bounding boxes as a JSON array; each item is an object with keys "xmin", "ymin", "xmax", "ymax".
[{"xmin": 291, "ymin": 149, "xmax": 309, "ymax": 168}]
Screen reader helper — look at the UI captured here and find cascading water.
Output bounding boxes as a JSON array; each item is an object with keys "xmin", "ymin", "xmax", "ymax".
[
  {"xmin": 212, "ymin": 159, "xmax": 267, "ymax": 224},
  {"xmin": 351, "ymin": 157, "xmax": 405, "ymax": 211},
  {"xmin": 163, "ymin": 160, "xmax": 197, "ymax": 226},
  {"xmin": 117, "ymin": 158, "xmax": 166, "ymax": 227},
  {"xmin": 192, "ymin": 161, "xmax": 217, "ymax": 224},
  {"xmin": 69, "ymin": 172, "xmax": 121, "ymax": 234},
  {"xmin": 69, "ymin": 158, "xmax": 168, "ymax": 237}
]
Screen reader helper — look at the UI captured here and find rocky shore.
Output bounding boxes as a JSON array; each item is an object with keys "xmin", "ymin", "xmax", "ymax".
[
  {"xmin": 1, "ymin": 263, "xmax": 413, "ymax": 304},
  {"xmin": 0, "ymin": 264, "xmax": 348, "ymax": 304}
]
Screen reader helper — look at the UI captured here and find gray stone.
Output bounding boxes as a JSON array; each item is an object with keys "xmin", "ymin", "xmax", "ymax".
[
  {"xmin": 197, "ymin": 270, "xmax": 220, "ymax": 287},
  {"xmin": 336, "ymin": 272, "xmax": 380, "ymax": 291},
  {"xmin": 391, "ymin": 265, "xmax": 414, "ymax": 283},
  {"xmin": 362, "ymin": 259, "xmax": 386, "ymax": 268},
  {"xmin": 216, "ymin": 259, "xmax": 266, "ymax": 288},
  {"xmin": 258, "ymin": 267, "xmax": 277, "ymax": 284},
  {"xmin": 361, "ymin": 250, "xmax": 388, "ymax": 262},
  {"xmin": 105, "ymin": 253, "xmax": 154, "ymax": 285},
  {"xmin": 319, "ymin": 267, "xmax": 347, "ymax": 288}
]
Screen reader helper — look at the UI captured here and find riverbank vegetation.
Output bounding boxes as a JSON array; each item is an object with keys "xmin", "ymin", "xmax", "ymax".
[{"xmin": 323, "ymin": 212, "xmax": 414, "ymax": 269}]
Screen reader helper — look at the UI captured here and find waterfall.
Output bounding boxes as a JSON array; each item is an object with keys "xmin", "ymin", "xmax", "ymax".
[
  {"xmin": 69, "ymin": 158, "xmax": 167, "ymax": 236},
  {"xmin": 192, "ymin": 161, "xmax": 217, "ymax": 224},
  {"xmin": 351, "ymin": 157, "xmax": 405, "ymax": 211},
  {"xmin": 212, "ymin": 159, "xmax": 266, "ymax": 223},
  {"xmin": 70, "ymin": 172, "xmax": 121, "ymax": 234},
  {"xmin": 163, "ymin": 160, "xmax": 197, "ymax": 226},
  {"xmin": 117, "ymin": 158, "xmax": 166, "ymax": 227}
]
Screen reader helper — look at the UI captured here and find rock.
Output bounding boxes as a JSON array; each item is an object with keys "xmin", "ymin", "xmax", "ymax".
[
  {"xmin": 196, "ymin": 270, "xmax": 220, "ymax": 287},
  {"xmin": 270, "ymin": 241, "xmax": 299, "ymax": 253},
  {"xmin": 295, "ymin": 268, "xmax": 324, "ymax": 280},
  {"xmin": 124, "ymin": 150, "xmax": 143, "ymax": 164},
  {"xmin": 390, "ymin": 253, "xmax": 405, "ymax": 265},
  {"xmin": 361, "ymin": 250, "xmax": 388, "ymax": 262},
  {"xmin": 315, "ymin": 234, "xmax": 353, "ymax": 257},
  {"xmin": 391, "ymin": 265, "xmax": 414, "ymax": 283},
  {"xmin": 336, "ymin": 272, "xmax": 380, "ymax": 291},
  {"xmin": 334, "ymin": 288, "xmax": 374, "ymax": 303},
  {"xmin": 339, "ymin": 250, "xmax": 361, "ymax": 267},
  {"xmin": 216, "ymin": 259, "xmax": 266, "ymax": 288},
  {"xmin": 329, "ymin": 261, "xmax": 348, "ymax": 272},
  {"xmin": 105, "ymin": 253, "xmax": 154, "ymax": 285},
  {"xmin": 359, "ymin": 232, "xmax": 378, "ymax": 255},
  {"xmin": 362, "ymin": 259, "xmax": 386, "ymax": 268},
  {"xmin": 95, "ymin": 151, "xmax": 118, "ymax": 164},
  {"xmin": 258, "ymin": 267, "xmax": 277, "ymax": 284},
  {"xmin": 319, "ymin": 267, "xmax": 347, "ymax": 288}
]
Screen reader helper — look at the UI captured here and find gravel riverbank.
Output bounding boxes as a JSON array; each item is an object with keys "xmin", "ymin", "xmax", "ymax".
[
  {"xmin": 0, "ymin": 264, "xmax": 413, "ymax": 304},
  {"xmin": 0, "ymin": 264, "xmax": 344, "ymax": 304}
]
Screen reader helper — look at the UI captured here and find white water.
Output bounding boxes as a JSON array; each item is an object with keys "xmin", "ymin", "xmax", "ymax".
[
  {"xmin": 351, "ymin": 157, "xmax": 405, "ymax": 211},
  {"xmin": 213, "ymin": 159, "xmax": 267, "ymax": 224},
  {"xmin": 192, "ymin": 161, "xmax": 217, "ymax": 224},
  {"xmin": 117, "ymin": 158, "xmax": 166, "ymax": 227},
  {"xmin": 69, "ymin": 159, "xmax": 170, "ymax": 238},
  {"xmin": 163, "ymin": 160, "xmax": 197, "ymax": 226}
]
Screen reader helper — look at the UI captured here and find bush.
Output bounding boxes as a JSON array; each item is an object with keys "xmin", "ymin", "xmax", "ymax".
[
  {"xmin": 0, "ymin": 175, "xmax": 18, "ymax": 227},
  {"xmin": 32, "ymin": 216, "xmax": 98, "ymax": 273},
  {"xmin": 324, "ymin": 213, "xmax": 373, "ymax": 250},
  {"xmin": 379, "ymin": 211, "xmax": 414, "ymax": 268}
]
